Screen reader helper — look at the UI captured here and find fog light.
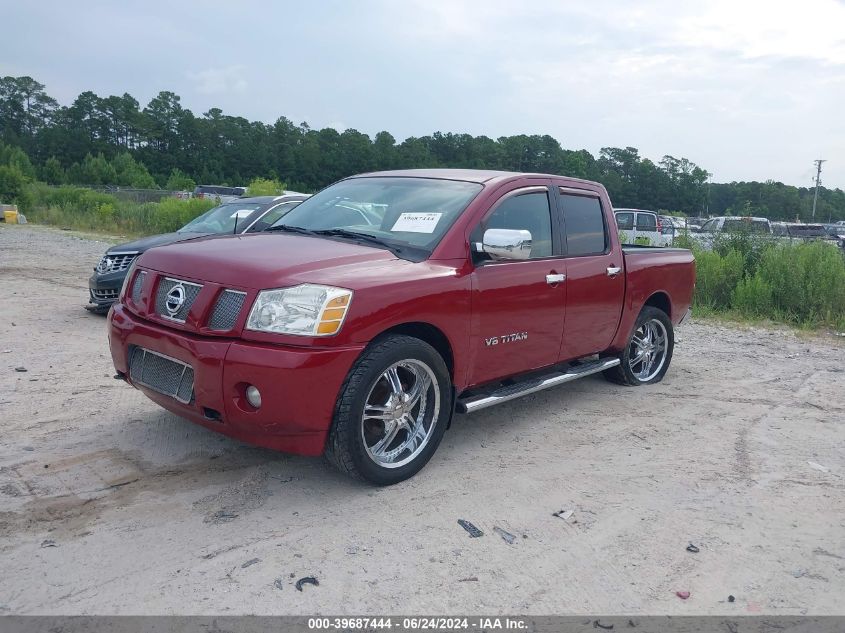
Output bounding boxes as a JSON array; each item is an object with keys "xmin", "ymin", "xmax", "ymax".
[{"xmin": 245, "ymin": 385, "xmax": 262, "ymax": 409}]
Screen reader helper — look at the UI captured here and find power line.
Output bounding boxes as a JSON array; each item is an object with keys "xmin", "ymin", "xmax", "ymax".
[{"xmin": 811, "ymin": 159, "xmax": 826, "ymax": 222}]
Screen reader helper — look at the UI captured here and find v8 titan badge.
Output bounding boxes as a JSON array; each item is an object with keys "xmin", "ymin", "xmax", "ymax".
[{"xmin": 485, "ymin": 332, "xmax": 528, "ymax": 346}]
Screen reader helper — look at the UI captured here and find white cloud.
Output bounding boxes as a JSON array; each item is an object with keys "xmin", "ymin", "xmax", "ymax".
[
  {"xmin": 674, "ymin": 0, "xmax": 845, "ymax": 65},
  {"xmin": 371, "ymin": 0, "xmax": 844, "ymax": 185},
  {"xmin": 187, "ymin": 66, "xmax": 248, "ymax": 95},
  {"xmin": 5, "ymin": 0, "xmax": 844, "ymax": 187}
]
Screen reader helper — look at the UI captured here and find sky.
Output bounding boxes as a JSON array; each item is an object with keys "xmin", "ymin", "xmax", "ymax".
[{"xmin": 3, "ymin": 0, "xmax": 844, "ymax": 189}]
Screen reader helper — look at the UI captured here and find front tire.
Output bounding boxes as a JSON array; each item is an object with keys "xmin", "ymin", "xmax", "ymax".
[
  {"xmin": 324, "ymin": 335, "xmax": 452, "ymax": 485},
  {"xmin": 603, "ymin": 306, "xmax": 674, "ymax": 386}
]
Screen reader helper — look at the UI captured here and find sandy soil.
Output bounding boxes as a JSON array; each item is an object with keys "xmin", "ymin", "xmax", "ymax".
[{"xmin": 1, "ymin": 223, "xmax": 843, "ymax": 616}]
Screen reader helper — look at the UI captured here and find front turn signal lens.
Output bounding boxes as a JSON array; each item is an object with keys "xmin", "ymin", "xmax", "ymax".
[
  {"xmin": 326, "ymin": 295, "xmax": 350, "ymax": 308},
  {"xmin": 320, "ymin": 308, "xmax": 347, "ymax": 320},
  {"xmin": 317, "ymin": 321, "xmax": 343, "ymax": 335}
]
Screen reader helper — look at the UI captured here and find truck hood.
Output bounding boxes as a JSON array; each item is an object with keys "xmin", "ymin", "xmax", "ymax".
[
  {"xmin": 137, "ymin": 232, "xmax": 403, "ymax": 290},
  {"xmin": 108, "ymin": 231, "xmax": 212, "ymax": 254}
]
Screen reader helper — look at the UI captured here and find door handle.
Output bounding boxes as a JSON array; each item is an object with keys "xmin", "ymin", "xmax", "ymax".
[
  {"xmin": 546, "ymin": 273, "xmax": 566, "ymax": 285},
  {"xmin": 606, "ymin": 266, "xmax": 622, "ymax": 277}
]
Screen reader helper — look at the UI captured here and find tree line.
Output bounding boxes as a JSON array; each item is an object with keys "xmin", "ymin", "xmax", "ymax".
[{"xmin": 1, "ymin": 75, "xmax": 842, "ymax": 221}]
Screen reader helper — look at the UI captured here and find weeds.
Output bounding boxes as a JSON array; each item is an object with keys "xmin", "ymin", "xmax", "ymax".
[
  {"xmin": 24, "ymin": 183, "xmax": 215, "ymax": 235},
  {"xmin": 689, "ymin": 235, "xmax": 845, "ymax": 329}
]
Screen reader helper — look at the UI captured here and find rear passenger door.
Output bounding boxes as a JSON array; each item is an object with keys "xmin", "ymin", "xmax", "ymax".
[
  {"xmin": 635, "ymin": 212, "xmax": 660, "ymax": 245},
  {"xmin": 556, "ymin": 188, "xmax": 625, "ymax": 361}
]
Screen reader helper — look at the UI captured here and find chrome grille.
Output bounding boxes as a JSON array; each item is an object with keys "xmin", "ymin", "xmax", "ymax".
[
  {"xmin": 128, "ymin": 346, "xmax": 194, "ymax": 404},
  {"xmin": 208, "ymin": 290, "xmax": 246, "ymax": 330},
  {"xmin": 155, "ymin": 277, "xmax": 202, "ymax": 323},
  {"xmin": 131, "ymin": 271, "xmax": 146, "ymax": 304},
  {"xmin": 91, "ymin": 288, "xmax": 119, "ymax": 301},
  {"xmin": 96, "ymin": 253, "xmax": 137, "ymax": 274}
]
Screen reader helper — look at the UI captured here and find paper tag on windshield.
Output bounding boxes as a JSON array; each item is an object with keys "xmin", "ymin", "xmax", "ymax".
[
  {"xmin": 391, "ymin": 212, "xmax": 442, "ymax": 233},
  {"xmin": 230, "ymin": 209, "xmax": 253, "ymax": 219}
]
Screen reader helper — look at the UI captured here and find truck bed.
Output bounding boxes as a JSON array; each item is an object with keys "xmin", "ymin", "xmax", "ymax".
[{"xmin": 621, "ymin": 245, "xmax": 695, "ymax": 326}]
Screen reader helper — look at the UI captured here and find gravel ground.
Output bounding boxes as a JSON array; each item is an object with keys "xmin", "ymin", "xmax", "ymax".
[{"xmin": 1, "ymin": 223, "xmax": 843, "ymax": 615}]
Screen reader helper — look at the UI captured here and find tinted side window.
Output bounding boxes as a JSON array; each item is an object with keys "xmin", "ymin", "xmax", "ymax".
[
  {"xmin": 615, "ymin": 212, "xmax": 634, "ymax": 231},
  {"xmin": 636, "ymin": 213, "xmax": 657, "ymax": 230},
  {"xmin": 472, "ymin": 191, "xmax": 553, "ymax": 259},
  {"xmin": 561, "ymin": 194, "xmax": 607, "ymax": 256}
]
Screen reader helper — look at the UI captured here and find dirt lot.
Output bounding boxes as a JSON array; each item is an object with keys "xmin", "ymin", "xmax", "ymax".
[{"xmin": 1, "ymin": 223, "xmax": 843, "ymax": 616}]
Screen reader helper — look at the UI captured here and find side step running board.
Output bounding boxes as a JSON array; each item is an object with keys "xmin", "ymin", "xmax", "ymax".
[{"xmin": 456, "ymin": 358, "xmax": 620, "ymax": 414}]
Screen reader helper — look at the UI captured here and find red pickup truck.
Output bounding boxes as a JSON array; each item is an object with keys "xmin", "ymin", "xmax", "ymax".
[{"xmin": 108, "ymin": 169, "xmax": 695, "ymax": 484}]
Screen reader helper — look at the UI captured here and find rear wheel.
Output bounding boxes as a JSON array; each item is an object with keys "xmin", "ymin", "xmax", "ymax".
[
  {"xmin": 603, "ymin": 306, "xmax": 674, "ymax": 386},
  {"xmin": 324, "ymin": 335, "xmax": 451, "ymax": 485}
]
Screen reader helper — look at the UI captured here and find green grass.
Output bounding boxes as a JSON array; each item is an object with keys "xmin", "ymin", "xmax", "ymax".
[
  {"xmin": 687, "ymin": 234, "xmax": 845, "ymax": 331},
  {"xmin": 23, "ymin": 182, "xmax": 216, "ymax": 236}
]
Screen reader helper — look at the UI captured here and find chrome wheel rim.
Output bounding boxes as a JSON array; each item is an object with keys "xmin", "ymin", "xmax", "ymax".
[
  {"xmin": 361, "ymin": 359, "xmax": 440, "ymax": 469},
  {"xmin": 629, "ymin": 318, "xmax": 668, "ymax": 382}
]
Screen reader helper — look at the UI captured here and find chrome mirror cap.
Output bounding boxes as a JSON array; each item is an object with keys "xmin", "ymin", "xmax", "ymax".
[{"xmin": 480, "ymin": 228, "xmax": 532, "ymax": 260}]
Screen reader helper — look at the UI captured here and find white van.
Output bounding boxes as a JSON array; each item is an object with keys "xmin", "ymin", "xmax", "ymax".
[{"xmin": 614, "ymin": 209, "xmax": 662, "ymax": 246}]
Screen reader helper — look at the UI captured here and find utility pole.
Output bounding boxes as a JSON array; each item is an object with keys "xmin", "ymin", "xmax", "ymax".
[{"xmin": 811, "ymin": 159, "xmax": 826, "ymax": 222}]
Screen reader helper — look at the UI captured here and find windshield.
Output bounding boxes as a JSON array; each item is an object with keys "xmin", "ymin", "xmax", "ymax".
[
  {"xmin": 271, "ymin": 177, "xmax": 483, "ymax": 252},
  {"xmin": 178, "ymin": 203, "xmax": 264, "ymax": 233}
]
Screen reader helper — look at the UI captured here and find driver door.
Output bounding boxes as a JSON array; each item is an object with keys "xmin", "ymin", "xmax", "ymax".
[{"xmin": 467, "ymin": 184, "xmax": 567, "ymax": 386}]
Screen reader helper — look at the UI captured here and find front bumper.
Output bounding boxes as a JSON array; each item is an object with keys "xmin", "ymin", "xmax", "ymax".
[
  {"xmin": 88, "ymin": 270, "xmax": 127, "ymax": 311},
  {"xmin": 108, "ymin": 303, "xmax": 365, "ymax": 456}
]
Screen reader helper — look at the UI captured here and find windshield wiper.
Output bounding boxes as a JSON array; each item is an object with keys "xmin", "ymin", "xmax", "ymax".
[
  {"xmin": 265, "ymin": 225, "xmax": 316, "ymax": 235},
  {"xmin": 265, "ymin": 225, "xmax": 407, "ymax": 256},
  {"xmin": 312, "ymin": 228, "xmax": 403, "ymax": 252}
]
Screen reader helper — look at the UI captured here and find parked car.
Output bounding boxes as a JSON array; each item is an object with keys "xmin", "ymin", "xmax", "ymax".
[
  {"xmin": 699, "ymin": 216, "xmax": 772, "ymax": 234},
  {"xmin": 658, "ymin": 215, "xmax": 687, "ymax": 246},
  {"xmin": 614, "ymin": 208, "xmax": 662, "ymax": 245},
  {"xmin": 765, "ymin": 221, "xmax": 829, "ymax": 241},
  {"xmin": 665, "ymin": 217, "xmax": 688, "ymax": 231},
  {"xmin": 672, "ymin": 217, "xmax": 701, "ymax": 233},
  {"xmin": 693, "ymin": 216, "xmax": 772, "ymax": 249},
  {"xmin": 193, "ymin": 185, "xmax": 247, "ymax": 204},
  {"xmin": 822, "ymin": 224, "xmax": 845, "ymax": 248},
  {"xmin": 87, "ymin": 195, "xmax": 309, "ymax": 312},
  {"xmin": 108, "ymin": 169, "xmax": 695, "ymax": 484},
  {"xmin": 771, "ymin": 221, "xmax": 788, "ymax": 237},
  {"xmin": 784, "ymin": 223, "xmax": 827, "ymax": 240}
]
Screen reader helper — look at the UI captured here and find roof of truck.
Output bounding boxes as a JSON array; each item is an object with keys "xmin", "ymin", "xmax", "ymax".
[{"xmin": 351, "ymin": 168, "xmax": 601, "ymax": 186}]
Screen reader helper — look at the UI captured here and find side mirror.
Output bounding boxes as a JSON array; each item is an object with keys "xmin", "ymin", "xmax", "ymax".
[{"xmin": 479, "ymin": 228, "xmax": 532, "ymax": 260}]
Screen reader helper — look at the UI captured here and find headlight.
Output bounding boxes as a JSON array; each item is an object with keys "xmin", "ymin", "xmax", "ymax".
[
  {"xmin": 119, "ymin": 259, "xmax": 139, "ymax": 301},
  {"xmin": 246, "ymin": 284, "xmax": 353, "ymax": 336}
]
